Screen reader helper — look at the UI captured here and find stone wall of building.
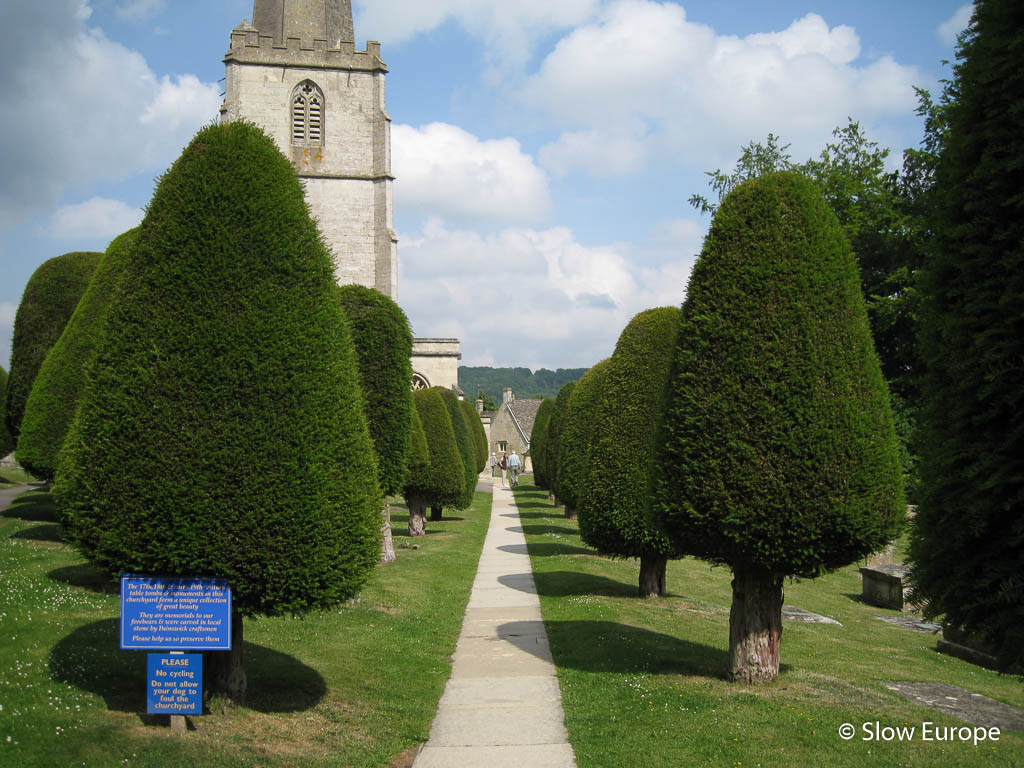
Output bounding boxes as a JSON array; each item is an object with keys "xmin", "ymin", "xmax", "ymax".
[{"xmin": 411, "ymin": 339, "xmax": 460, "ymax": 391}]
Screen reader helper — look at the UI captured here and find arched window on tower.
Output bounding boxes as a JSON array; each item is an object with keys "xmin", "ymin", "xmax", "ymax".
[{"xmin": 291, "ymin": 80, "xmax": 324, "ymax": 146}]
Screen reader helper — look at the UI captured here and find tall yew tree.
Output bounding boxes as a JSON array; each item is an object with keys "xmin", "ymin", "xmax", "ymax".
[
  {"xmin": 17, "ymin": 232, "xmax": 137, "ymax": 481},
  {"xmin": 54, "ymin": 122, "xmax": 382, "ymax": 703},
  {"xmin": 557, "ymin": 360, "xmax": 610, "ymax": 521},
  {"xmin": 909, "ymin": 0, "xmax": 1024, "ymax": 672},
  {"xmin": 405, "ymin": 388, "xmax": 463, "ymax": 535},
  {"xmin": 530, "ymin": 398, "xmax": 555, "ymax": 489},
  {"xmin": 337, "ymin": 284, "xmax": 414, "ymax": 564},
  {"xmin": 579, "ymin": 308, "xmax": 682, "ymax": 597},
  {"xmin": 546, "ymin": 381, "xmax": 575, "ymax": 511},
  {"xmin": 435, "ymin": 387, "xmax": 475, "ymax": 517},
  {"xmin": 5, "ymin": 251, "xmax": 101, "ymax": 440},
  {"xmin": 0, "ymin": 367, "xmax": 13, "ymax": 457},
  {"xmin": 653, "ymin": 172, "xmax": 903, "ymax": 682}
]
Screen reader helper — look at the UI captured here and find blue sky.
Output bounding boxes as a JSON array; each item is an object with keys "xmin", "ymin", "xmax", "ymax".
[{"xmin": 0, "ymin": 0, "xmax": 972, "ymax": 371}]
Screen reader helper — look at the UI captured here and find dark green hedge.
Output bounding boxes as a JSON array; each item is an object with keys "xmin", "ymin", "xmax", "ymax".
[
  {"xmin": 17, "ymin": 231, "xmax": 137, "ymax": 481},
  {"xmin": 54, "ymin": 121, "xmax": 382, "ymax": 618},
  {"xmin": 460, "ymin": 398, "xmax": 487, "ymax": 473},
  {"xmin": 0, "ymin": 366, "xmax": 13, "ymax": 456},
  {"xmin": 435, "ymin": 387, "xmax": 475, "ymax": 509},
  {"xmin": 545, "ymin": 381, "xmax": 575, "ymax": 502},
  {"xmin": 337, "ymin": 284, "xmax": 413, "ymax": 497},
  {"xmin": 529, "ymin": 398, "xmax": 555, "ymax": 488},
  {"xmin": 405, "ymin": 388, "xmax": 463, "ymax": 509},
  {"xmin": 5, "ymin": 251, "xmax": 101, "ymax": 438},
  {"xmin": 909, "ymin": 0, "xmax": 1024, "ymax": 671},
  {"xmin": 578, "ymin": 308, "xmax": 681, "ymax": 559},
  {"xmin": 652, "ymin": 171, "xmax": 904, "ymax": 578},
  {"xmin": 404, "ymin": 400, "xmax": 430, "ymax": 491},
  {"xmin": 557, "ymin": 359, "xmax": 610, "ymax": 512}
]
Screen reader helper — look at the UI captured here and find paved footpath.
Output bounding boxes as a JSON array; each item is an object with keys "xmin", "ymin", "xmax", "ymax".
[{"xmin": 413, "ymin": 478, "xmax": 578, "ymax": 768}]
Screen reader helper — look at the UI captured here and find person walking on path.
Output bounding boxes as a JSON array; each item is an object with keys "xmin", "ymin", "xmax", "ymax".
[
  {"xmin": 499, "ymin": 452, "xmax": 509, "ymax": 488},
  {"xmin": 508, "ymin": 450, "xmax": 522, "ymax": 488},
  {"xmin": 490, "ymin": 452, "xmax": 498, "ymax": 478}
]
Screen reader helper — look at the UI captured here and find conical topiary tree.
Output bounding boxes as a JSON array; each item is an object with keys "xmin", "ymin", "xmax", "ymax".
[
  {"xmin": 546, "ymin": 381, "xmax": 576, "ymax": 511},
  {"xmin": 557, "ymin": 359, "xmax": 610, "ymax": 521},
  {"xmin": 17, "ymin": 231, "xmax": 137, "ymax": 481},
  {"xmin": 337, "ymin": 284, "xmax": 413, "ymax": 564},
  {"xmin": 529, "ymin": 398, "xmax": 555, "ymax": 490},
  {"xmin": 0, "ymin": 366, "xmax": 13, "ymax": 457},
  {"xmin": 54, "ymin": 121, "xmax": 382, "ymax": 704},
  {"xmin": 652, "ymin": 171, "xmax": 904, "ymax": 683},
  {"xmin": 579, "ymin": 308, "xmax": 683, "ymax": 597},
  {"xmin": 460, "ymin": 397, "xmax": 487, "ymax": 473},
  {"xmin": 405, "ymin": 388, "xmax": 463, "ymax": 536},
  {"xmin": 434, "ymin": 387, "xmax": 474, "ymax": 518},
  {"xmin": 908, "ymin": 0, "xmax": 1024, "ymax": 672},
  {"xmin": 5, "ymin": 251, "xmax": 101, "ymax": 440}
]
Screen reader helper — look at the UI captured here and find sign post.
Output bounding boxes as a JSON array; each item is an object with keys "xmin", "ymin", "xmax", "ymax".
[{"xmin": 121, "ymin": 576, "xmax": 231, "ymax": 730}]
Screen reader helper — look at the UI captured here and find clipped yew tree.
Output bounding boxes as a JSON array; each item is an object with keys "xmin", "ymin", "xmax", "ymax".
[
  {"xmin": 0, "ymin": 367, "xmax": 13, "ymax": 457},
  {"xmin": 579, "ymin": 308, "xmax": 683, "ymax": 597},
  {"xmin": 909, "ymin": 0, "xmax": 1024, "ymax": 672},
  {"xmin": 54, "ymin": 121, "xmax": 382, "ymax": 703},
  {"xmin": 557, "ymin": 359, "xmax": 611, "ymax": 520},
  {"xmin": 5, "ymin": 251, "xmax": 101, "ymax": 439},
  {"xmin": 529, "ymin": 398, "xmax": 555, "ymax": 489},
  {"xmin": 17, "ymin": 231, "xmax": 137, "ymax": 481},
  {"xmin": 546, "ymin": 382, "xmax": 576, "ymax": 509},
  {"xmin": 652, "ymin": 172, "xmax": 903, "ymax": 682},
  {"xmin": 460, "ymin": 397, "xmax": 488, "ymax": 473},
  {"xmin": 405, "ymin": 388, "xmax": 463, "ymax": 535},
  {"xmin": 435, "ymin": 387, "xmax": 475, "ymax": 517},
  {"xmin": 337, "ymin": 284, "xmax": 413, "ymax": 564}
]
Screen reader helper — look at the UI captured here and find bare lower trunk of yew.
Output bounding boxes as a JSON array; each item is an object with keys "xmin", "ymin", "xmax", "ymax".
[
  {"xmin": 553, "ymin": 496, "xmax": 564, "ymax": 509},
  {"xmin": 408, "ymin": 496, "xmax": 427, "ymax": 537},
  {"xmin": 564, "ymin": 503, "xmax": 577, "ymax": 520},
  {"xmin": 728, "ymin": 566, "xmax": 783, "ymax": 683},
  {"xmin": 430, "ymin": 505, "xmax": 443, "ymax": 522},
  {"xmin": 638, "ymin": 551, "xmax": 667, "ymax": 597},
  {"xmin": 379, "ymin": 501, "xmax": 396, "ymax": 564},
  {"xmin": 204, "ymin": 610, "xmax": 246, "ymax": 707}
]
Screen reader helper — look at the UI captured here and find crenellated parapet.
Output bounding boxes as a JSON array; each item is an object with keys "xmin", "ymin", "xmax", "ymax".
[{"xmin": 225, "ymin": 21, "xmax": 387, "ymax": 72}]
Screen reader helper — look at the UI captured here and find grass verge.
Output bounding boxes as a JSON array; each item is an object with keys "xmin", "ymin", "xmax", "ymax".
[
  {"xmin": 514, "ymin": 479, "xmax": 1023, "ymax": 768},
  {"xmin": 0, "ymin": 487, "xmax": 491, "ymax": 767}
]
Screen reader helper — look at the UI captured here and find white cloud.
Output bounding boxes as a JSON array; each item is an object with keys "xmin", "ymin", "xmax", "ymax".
[
  {"xmin": 938, "ymin": 3, "xmax": 973, "ymax": 46},
  {"xmin": 50, "ymin": 197, "xmax": 143, "ymax": 241},
  {"xmin": 0, "ymin": 1, "xmax": 221, "ymax": 228},
  {"xmin": 399, "ymin": 217, "xmax": 698, "ymax": 368},
  {"xmin": 392, "ymin": 123, "xmax": 552, "ymax": 224},
  {"xmin": 526, "ymin": 1, "xmax": 923, "ymax": 176},
  {"xmin": 115, "ymin": 0, "xmax": 166, "ymax": 22},
  {"xmin": 356, "ymin": 0, "xmax": 600, "ymax": 73}
]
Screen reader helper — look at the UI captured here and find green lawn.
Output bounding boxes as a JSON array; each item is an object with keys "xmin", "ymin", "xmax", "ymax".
[
  {"xmin": 513, "ymin": 479, "xmax": 1024, "ymax": 768},
  {"xmin": 0, "ymin": 488, "xmax": 492, "ymax": 768},
  {"xmin": 0, "ymin": 468, "xmax": 36, "ymax": 488}
]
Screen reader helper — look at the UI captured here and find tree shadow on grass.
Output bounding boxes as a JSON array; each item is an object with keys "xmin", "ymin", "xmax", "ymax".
[
  {"xmin": 528, "ymin": 570, "xmax": 638, "ymax": 598},
  {"xmin": 11, "ymin": 523, "xmax": 63, "ymax": 543},
  {"xmin": 3, "ymin": 493, "xmax": 58, "ymax": 523},
  {"xmin": 499, "ymin": 542, "xmax": 595, "ymax": 558},
  {"xmin": 49, "ymin": 563, "xmax": 119, "ymax": 594},
  {"xmin": 50, "ymin": 619, "xmax": 327, "ymax": 716},
  {"xmin": 506, "ymin": 619, "xmax": 734, "ymax": 679},
  {"xmin": 510, "ymin": 524, "xmax": 577, "ymax": 537}
]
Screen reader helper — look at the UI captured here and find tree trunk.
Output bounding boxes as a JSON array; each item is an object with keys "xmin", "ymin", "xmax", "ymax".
[
  {"xmin": 553, "ymin": 496, "xmax": 564, "ymax": 509},
  {"xmin": 430, "ymin": 505, "xmax": 443, "ymax": 522},
  {"xmin": 379, "ymin": 500, "xmax": 396, "ymax": 564},
  {"xmin": 204, "ymin": 609, "xmax": 246, "ymax": 707},
  {"xmin": 564, "ymin": 503, "xmax": 577, "ymax": 520},
  {"xmin": 728, "ymin": 565, "xmax": 783, "ymax": 683},
  {"xmin": 408, "ymin": 496, "xmax": 426, "ymax": 537},
  {"xmin": 638, "ymin": 551, "xmax": 667, "ymax": 597}
]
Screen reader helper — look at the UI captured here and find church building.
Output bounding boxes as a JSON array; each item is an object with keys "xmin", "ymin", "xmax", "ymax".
[{"xmin": 222, "ymin": 0, "xmax": 460, "ymax": 391}]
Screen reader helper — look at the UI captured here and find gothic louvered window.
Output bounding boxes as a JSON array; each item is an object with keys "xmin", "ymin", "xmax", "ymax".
[{"xmin": 291, "ymin": 81, "xmax": 324, "ymax": 146}]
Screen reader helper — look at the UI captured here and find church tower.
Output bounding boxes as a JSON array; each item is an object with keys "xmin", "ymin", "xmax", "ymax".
[{"xmin": 222, "ymin": 0, "xmax": 398, "ymax": 299}]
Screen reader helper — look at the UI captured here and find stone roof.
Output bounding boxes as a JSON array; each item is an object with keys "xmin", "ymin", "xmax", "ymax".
[{"xmin": 507, "ymin": 398, "xmax": 543, "ymax": 445}]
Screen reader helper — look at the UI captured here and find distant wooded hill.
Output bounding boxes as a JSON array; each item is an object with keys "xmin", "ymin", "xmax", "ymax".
[{"xmin": 459, "ymin": 367, "xmax": 589, "ymax": 406}]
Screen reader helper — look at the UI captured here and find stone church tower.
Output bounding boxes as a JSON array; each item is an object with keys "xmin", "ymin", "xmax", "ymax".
[
  {"xmin": 222, "ymin": 0, "xmax": 397, "ymax": 299},
  {"xmin": 222, "ymin": 1, "xmax": 461, "ymax": 391}
]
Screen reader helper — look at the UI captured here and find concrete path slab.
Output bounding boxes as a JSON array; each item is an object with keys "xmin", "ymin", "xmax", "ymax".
[{"xmin": 413, "ymin": 481, "xmax": 577, "ymax": 768}]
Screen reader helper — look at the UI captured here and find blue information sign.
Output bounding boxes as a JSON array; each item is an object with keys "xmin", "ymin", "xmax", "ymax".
[
  {"xmin": 121, "ymin": 576, "xmax": 232, "ymax": 650},
  {"xmin": 147, "ymin": 654, "xmax": 202, "ymax": 715}
]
